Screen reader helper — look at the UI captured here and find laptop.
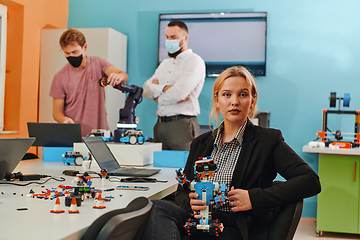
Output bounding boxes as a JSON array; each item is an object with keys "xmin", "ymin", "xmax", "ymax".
[
  {"xmin": 27, "ymin": 122, "xmax": 82, "ymax": 147},
  {"xmin": 0, "ymin": 138, "xmax": 36, "ymax": 180},
  {"xmin": 82, "ymin": 137, "xmax": 161, "ymax": 177}
]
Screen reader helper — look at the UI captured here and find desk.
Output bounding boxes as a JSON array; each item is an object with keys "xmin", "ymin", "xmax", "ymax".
[
  {"xmin": 0, "ymin": 159, "xmax": 177, "ymax": 240},
  {"xmin": 302, "ymin": 145, "xmax": 360, "ymax": 156},
  {"xmin": 74, "ymin": 142, "xmax": 162, "ymax": 166},
  {"xmin": 303, "ymin": 145, "xmax": 360, "ymax": 236}
]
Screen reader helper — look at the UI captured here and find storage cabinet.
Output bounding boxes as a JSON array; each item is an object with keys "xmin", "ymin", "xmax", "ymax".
[{"xmin": 317, "ymin": 155, "xmax": 360, "ymax": 234}]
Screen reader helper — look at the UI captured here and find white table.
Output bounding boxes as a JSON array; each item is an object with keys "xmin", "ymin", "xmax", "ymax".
[
  {"xmin": 0, "ymin": 159, "xmax": 177, "ymax": 240},
  {"xmin": 302, "ymin": 145, "xmax": 360, "ymax": 156},
  {"xmin": 74, "ymin": 142, "xmax": 163, "ymax": 166}
]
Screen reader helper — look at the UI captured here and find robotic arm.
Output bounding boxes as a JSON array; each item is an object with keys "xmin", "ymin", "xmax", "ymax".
[{"xmin": 99, "ymin": 78, "xmax": 143, "ymax": 142}]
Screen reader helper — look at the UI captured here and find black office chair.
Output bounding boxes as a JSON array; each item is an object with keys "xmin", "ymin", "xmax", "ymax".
[
  {"xmin": 267, "ymin": 182, "xmax": 304, "ymax": 240},
  {"xmin": 80, "ymin": 196, "xmax": 153, "ymax": 240}
]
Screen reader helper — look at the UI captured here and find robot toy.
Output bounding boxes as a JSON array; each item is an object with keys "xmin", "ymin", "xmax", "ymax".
[
  {"xmin": 61, "ymin": 151, "xmax": 89, "ymax": 166},
  {"xmin": 119, "ymin": 130, "xmax": 148, "ymax": 145},
  {"xmin": 175, "ymin": 156, "xmax": 228, "ymax": 237},
  {"xmin": 89, "ymin": 129, "xmax": 113, "ymax": 142},
  {"xmin": 99, "ymin": 77, "xmax": 144, "ymax": 143}
]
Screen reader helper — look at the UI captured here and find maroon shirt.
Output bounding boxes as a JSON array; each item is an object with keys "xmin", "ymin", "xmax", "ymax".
[{"xmin": 50, "ymin": 56, "xmax": 112, "ymax": 136}]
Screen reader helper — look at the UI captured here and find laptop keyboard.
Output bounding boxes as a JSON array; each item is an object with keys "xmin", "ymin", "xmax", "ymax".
[{"xmin": 115, "ymin": 168, "xmax": 142, "ymax": 174}]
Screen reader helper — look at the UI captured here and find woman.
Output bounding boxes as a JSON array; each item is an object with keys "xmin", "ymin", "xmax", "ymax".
[{"xmin": 142, "ymin": 66, "xmax": 321, "ymax": 240}]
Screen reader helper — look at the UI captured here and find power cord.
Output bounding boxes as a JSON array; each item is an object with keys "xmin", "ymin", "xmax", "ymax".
[
  {"xmin": 83, "ymin": 171, "xmax": 102, "ymax": 178},
  {"xmin": 0, "ymin": 176, "xmax": 65, "ymax": 186},
  {"xmin": 4, "ymin": 172, "xmax": 52, "ymax": 181}
]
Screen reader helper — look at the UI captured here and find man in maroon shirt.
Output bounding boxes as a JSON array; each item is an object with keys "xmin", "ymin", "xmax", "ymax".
[{"xmin": 49, "ymin": 28, "xmax": 128, "ymax": 136}]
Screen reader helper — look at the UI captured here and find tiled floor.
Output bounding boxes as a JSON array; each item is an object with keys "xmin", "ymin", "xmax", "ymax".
[{"xmin": 294, "ymin": 218, "xmax": 360, "ymax": 240}]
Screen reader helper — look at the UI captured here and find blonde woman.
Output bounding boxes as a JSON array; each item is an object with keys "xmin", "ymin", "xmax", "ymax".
[{"xmin": 142, "ymin": 66, "xmax": 321, "ymax": 240}]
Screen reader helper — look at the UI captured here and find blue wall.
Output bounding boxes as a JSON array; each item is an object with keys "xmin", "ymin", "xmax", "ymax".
[{"xmin": 68, "ymin": 0, "xmax": 360, "ymax": 218}]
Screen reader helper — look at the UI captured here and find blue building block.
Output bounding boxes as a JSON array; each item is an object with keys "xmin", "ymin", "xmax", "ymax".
[
  {"xmin": 153, "ymin": 150, "xmax": 189, "ymax": 168},
  {"xmin": 43, "ymin": 147, "xmax": 72, "ymax": 162}
]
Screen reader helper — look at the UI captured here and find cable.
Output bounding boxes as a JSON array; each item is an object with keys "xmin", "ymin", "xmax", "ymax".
[
  {"xmin": 0, "ymin": 176, "xmax": 66, "ymax": 186},
  {"xmin": 4, "ymin": 172, "xmax": 52, "ymax": 181},
  {"xmin": 154, "ymin": 179, "xmax": 168, "ymax": 183},
  {"xmin": 83, "ymin": 171, "xmax": 102, "ymax": 178},
  {"xmin": 313, "ymin": 136, "xmax": 320, "ymax": 141}
]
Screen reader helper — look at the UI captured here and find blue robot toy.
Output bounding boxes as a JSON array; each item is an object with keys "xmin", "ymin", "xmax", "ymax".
[
  {"xmin": 61, "ymin": 151, "xmax": 88, "ymax": 166},
  {"xmin": 176, "ymin": 156, "xmax": 228, "ymax": 236}
]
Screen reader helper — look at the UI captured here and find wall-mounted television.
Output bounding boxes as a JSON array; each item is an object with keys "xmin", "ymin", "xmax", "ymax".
[{"xmin": 158, "ymin": 12, "xmax": 267, "ymax": 77}]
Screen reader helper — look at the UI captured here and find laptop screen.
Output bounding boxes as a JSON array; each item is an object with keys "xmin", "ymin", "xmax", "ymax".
[
  {"xmin": 82, "ymin": 137, "xmax": 121, "ymax": 171},
  {"xmin": 0, "ymin": 138, "xmax": 35, "ymax": 180},
  {"xmin": 27, "ymin": 122, "xmax": 82, "ymax": 147}
]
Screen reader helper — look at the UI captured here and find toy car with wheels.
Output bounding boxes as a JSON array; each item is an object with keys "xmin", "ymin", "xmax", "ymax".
[
  {"xmin": 89, "ymin": 129, "xmax": 113, "ymax": 142},
  {"xmin": 119, "ymin": 130, "xmax": 148, "ymax": 145},
  {"xmin": 62, "ymin": 151, "xmax": 88, "ymax": 166}
]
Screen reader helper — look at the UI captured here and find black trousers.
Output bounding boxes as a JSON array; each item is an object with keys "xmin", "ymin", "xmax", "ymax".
[
  {"xmin": 154, "ymin": 116, "xmax": 199, "ymax": 151},
  {"xmin": 141, "ymin": 200, "xmax": 273, "ymax": 240}
]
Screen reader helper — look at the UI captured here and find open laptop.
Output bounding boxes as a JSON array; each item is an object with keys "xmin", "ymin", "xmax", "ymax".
[
  {"xmin": 0, "ymin": 138, "xmax": 36, "ymax": 180},
  {"xmin": 27, "ymin": 122, "xmax": 82, "ymax": 147},
  {"xmin": 82, "ymin": 137, "xmax": 161, "ymax": 177}
]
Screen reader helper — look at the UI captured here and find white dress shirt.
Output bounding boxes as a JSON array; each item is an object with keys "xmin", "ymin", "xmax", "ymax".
[{"xmin": 143, "ymin": 49, "xmax": 205, "ymax": 117}]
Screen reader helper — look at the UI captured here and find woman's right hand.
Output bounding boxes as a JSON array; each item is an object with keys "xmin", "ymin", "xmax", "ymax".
[{"xmin": 189, "ymin": 192, "xmax": 206, "ymax": 219}]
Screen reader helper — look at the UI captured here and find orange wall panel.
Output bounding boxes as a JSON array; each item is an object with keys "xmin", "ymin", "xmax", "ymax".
[
  {"xmin": 0, "ymin": 0, "xmax": 68, "ymax": 143},
  {"xmin": 3, "ymin": 3, "xmax": 23, "ymax": 131}
]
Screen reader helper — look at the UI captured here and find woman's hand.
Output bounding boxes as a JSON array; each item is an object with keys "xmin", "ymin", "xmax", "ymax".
[
  {"xmin": 228, "ymin": 186, "xmax": 252, "ymax": 212},
  {"xmin": 189, "ymin": 192, "xmax": 206, "ymax": 219}
]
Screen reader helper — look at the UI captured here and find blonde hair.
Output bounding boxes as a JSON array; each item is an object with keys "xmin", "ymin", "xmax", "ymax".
[
  {"xmin": 209, "ymin": 66, "xmax": 258, "ymax": 129},
  {"xmin": 59, "ymin": 28, "xmax": 86, "ymax": 48}
]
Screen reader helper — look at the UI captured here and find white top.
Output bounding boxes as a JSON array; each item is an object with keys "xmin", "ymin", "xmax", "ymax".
[{"xmin": 143, "ymin": 49, "xmax": 205, "ymax": 117}]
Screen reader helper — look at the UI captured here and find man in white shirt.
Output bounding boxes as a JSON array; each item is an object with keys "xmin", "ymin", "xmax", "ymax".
[{"xmin": 143, "ymin": 20, "xmax": 205, "ymax": 150}]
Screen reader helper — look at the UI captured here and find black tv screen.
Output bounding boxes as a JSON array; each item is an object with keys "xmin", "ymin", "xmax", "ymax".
[{"xmin": 159, "ymin": 12, "xmax": 267, "ymax": 77}]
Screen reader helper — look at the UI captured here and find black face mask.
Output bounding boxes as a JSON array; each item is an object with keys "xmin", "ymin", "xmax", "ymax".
[{"xmin": 66, "ymin": 54, "xmax": 83, "ymax": 68}]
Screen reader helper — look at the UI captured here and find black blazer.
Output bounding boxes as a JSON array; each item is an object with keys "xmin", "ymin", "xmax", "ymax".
[{"xmin": 175, "ymin": 120, "xmax": 321, "ymax": 239}]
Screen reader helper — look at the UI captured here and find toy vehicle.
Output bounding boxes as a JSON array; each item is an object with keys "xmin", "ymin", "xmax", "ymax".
[
  {"xmin": 89, "ymin": 129, "xmax": 113, "ymax": 142},
  {"xmin": 73, "ymin": 186, "xmax": 97, "ymax": 201},
  {"xmin": 62, "ymin": 151, "xmax": 88, "ymax": 166},
  {"xmin": 119, "ymin": 130, "xmax": 148, "ymax": 145}
]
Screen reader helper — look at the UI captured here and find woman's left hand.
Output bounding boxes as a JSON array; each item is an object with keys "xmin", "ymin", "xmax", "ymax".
[{"xmin": 227, "ymin": 186, "xmax": 252, "ymax": 212}]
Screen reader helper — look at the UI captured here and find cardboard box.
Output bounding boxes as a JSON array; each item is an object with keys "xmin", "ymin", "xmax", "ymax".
[
  {"xmin": 42, "ymin": 147, "xmax": 72, "ymax": 162},
  {"xmin": 74, "ymin": 142, "xmax": 162, "ymax": 166},
  {"xmin": 153, "ymin": 150, "xmax": 189, "ymax": 168}
]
